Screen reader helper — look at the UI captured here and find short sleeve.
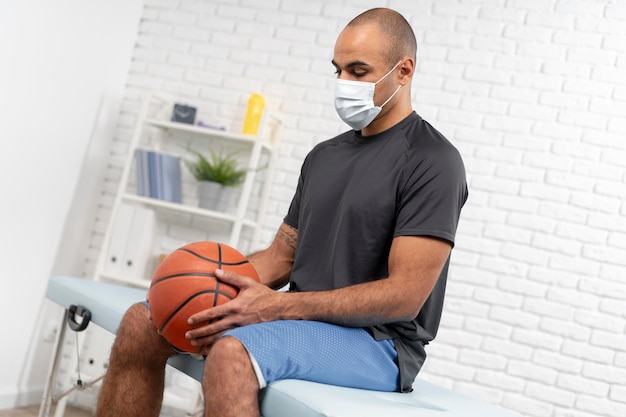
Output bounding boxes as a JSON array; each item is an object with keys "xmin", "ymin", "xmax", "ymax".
[
  {"xmin": 394, "ymin": 145, "xmax": 468, "ymax": 247},
  {"xmin": 283, "ymin": 154, "xmax": 310, "ymax": 230}
]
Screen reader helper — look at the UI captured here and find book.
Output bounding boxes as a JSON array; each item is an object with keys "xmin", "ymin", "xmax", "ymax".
[
  {"xmin": 161, "ymin": 153, "xmax": 183, "ymax": 203},
  {"xmin": 136, "ymin": 149, "xmax": 182, "ymax": 203},
  {"xmin": 135, "ymin": 149, "xmax": 150, "ymax": 197}
]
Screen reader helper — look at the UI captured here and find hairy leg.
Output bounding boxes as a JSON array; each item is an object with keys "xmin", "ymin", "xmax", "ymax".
[
  {"xmin": 203, "ymin": 336, "xmax": 260, "ymax": 417},
  {"xmin": 96, "ymin": 303, "xmax": 176, "ymax": 417}
]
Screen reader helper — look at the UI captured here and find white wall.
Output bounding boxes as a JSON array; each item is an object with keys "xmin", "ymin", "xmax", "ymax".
[
  {"xmin": 81, "ymin": 1, "xmax": 625, "ymax": 416},
  {"xmin": 0, "ymin": 0, "xmax": 143, "ymax": 409}
]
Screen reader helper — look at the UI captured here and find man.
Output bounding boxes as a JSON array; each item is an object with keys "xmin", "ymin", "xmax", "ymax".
[{"xmin": 96, "ymin": 7, "xmax": 467, "ymax": 417}]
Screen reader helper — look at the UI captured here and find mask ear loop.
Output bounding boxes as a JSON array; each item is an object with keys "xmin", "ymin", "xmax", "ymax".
[
  {"xmin": 378, "ymin": 85, "xmax": 402, "ymax": 109},
  {"xmin": 374, "ymin": 60, "xmax": 403, "ymax": 109},
  {"xmin": 375, "ymin": 60, "xmax": 403, "ymax": 85}
]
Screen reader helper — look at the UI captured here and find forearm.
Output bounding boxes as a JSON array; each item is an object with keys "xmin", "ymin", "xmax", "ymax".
[
  {"xmin": 248, "ymin": 249, "xmax": 291, "ymax": 289},
  {"xmin": 277, "ymin": 277, "xmax": 421, "ymax": 328},
  {"xmin": 274, "ymin": 236, "xmax": 452, "ymax": 328}
]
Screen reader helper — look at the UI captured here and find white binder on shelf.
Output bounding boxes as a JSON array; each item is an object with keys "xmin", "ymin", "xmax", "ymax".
[
  {"xmin": 119, "ymin": 205, "xmax": 157, "ymax": 282},
  {"xmin": 102, "ymin": 203, "xmax": 135, "ymax": 276},
  {"xmin": 103, "ymin": 204, "xmax": 157, "ymax": 282}
]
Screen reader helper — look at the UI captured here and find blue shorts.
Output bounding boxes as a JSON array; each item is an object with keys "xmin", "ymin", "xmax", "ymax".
[{"xmin": 223, "ymin": 320, "xmax": 400, "ymax": 391}]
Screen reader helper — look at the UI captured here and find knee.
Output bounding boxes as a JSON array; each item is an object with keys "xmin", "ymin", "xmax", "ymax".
[
  {"xmin": 111, "ymin": 303, "xmax": 174, "ymax": 361},
  {"xmin": 204, "ymin": 336, "xmax": 251, "ymax": 377},
  {"xmin": 203, "ymin": 337, "xmax": 261, "ymax": 413},
  {"xmin": 206, "ymin": 336, "xmax": 247, "ymax": 363},
  {"xmin": 116, "ymin": 303, "xmax": 152, "ymax": 341}
]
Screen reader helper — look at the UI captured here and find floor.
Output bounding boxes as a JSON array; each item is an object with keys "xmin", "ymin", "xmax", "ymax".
[{"xmin": 0, "ymin": 405, "xmax": 91, "ymax": 417}]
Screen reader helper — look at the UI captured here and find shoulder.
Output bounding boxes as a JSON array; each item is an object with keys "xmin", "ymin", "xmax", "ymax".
[
  {"xmin": 309, "ymin": 130, "xmax": 354, "ymax": 154},
  {"xmin": 301, "ymin": 130, "xmax": 355, "ymax": 168},
  {"xmin": 398, "ymin": 114, "xmax": 467, "ymax": 192},
  {"xmin": 398, "ymin": 114, "xmax": 465, "ymax": 170}
]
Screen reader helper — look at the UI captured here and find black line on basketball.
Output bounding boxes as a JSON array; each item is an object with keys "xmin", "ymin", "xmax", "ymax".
[
  {"xmin": 158, "ymin": 289, "xmax": 235, "ymax": 334},
  {"xmin": 150, "ymin": 272, "xmax": 215, "ymax": 288},
  {"xmin": 213, "ymin": 280, "xmax": 221, "ymax": 307},
  {"xmin": 177, "ymin": 246, "xmax": 251, "ymax": 267}
]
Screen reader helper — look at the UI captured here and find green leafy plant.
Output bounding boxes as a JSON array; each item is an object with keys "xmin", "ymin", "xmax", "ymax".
[{"xmin": 185, "ymin": 149, "xmax": 247, "ymax": 187}]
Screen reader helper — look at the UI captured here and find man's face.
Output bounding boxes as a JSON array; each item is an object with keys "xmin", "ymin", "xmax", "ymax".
[{"xmin": 332, "ymin": 24, "xmax": 397, "ymax": 107}]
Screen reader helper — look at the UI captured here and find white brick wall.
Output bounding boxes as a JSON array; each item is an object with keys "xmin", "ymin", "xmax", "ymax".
[{"xmin": 84, "ymin": 1, "xmax": 626, "ymax": 416}]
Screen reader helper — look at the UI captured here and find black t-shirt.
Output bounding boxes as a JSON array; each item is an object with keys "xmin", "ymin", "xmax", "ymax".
[{"xmin": 283, "ymin": 112, "xmax": 468, "ymax": 392}]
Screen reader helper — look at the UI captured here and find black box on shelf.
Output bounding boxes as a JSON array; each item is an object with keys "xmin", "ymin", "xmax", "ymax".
[{"xmin": 171, "ymin": 104, "xmax": 196, "ymax": 124}]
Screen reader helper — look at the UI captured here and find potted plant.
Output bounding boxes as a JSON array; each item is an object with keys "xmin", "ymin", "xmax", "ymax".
[{"xmin": 185, "ymin": 149, "xmax": 247, "ymax": 211}]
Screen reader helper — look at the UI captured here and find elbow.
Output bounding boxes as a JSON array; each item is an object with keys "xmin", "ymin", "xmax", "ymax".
[
  {"xmin": 393, "ymin": 298, "xmax": 425, "ymax": 323},
  {"xmin": 396, "ymin": 310, "xmax": 420, "ymax": 323}
]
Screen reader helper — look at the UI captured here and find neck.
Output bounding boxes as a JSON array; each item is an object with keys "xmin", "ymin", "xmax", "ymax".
[{"xmin": 360, "ymin": 101, "xmax": 413, "ymax": 136}]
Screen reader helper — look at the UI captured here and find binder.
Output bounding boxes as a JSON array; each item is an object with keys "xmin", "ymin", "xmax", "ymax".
[
  {"xmin": 135, "ymin": 149, "xmax": 150, "ymax": 197},
  {"xmin": 147, "ymin": 151, "xmax": 160, "ymax": 199},
  {"xmin": 103, "ymin": 203, "xmax": 135, "ymax": 276},
  {"xmin": 144, "ymin": 151, "xmax": 181, "ymax": 203},
  {"xmin": 161, "ymin": 153, "xmax": 182, "ymax": 203},
  {"xmin": 119, "ymin": 205, "xmax": 157, "ymax": 281}
]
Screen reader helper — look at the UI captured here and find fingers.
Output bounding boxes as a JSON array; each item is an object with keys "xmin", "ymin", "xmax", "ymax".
[
  {"xmin": 185, "ymin": 315, "xmax": 239, "ymax": 347},
  {"xmin": 187, "ymin": 269, "xmax": 256, "ymax": 325},
  {"xmin": 187, "ymin": 303, "xmax": 227, "ymax": 325},
  {"xmin": 189, "ymin": 329, "xmax": 227, "ymax": 350},
  {"xmin": 184, "ymin": 268, "xmax": 263, "ymax": 347},
  {"xmin": 214, "ymin": 268, "xmax": 248, "ymax": 287}
]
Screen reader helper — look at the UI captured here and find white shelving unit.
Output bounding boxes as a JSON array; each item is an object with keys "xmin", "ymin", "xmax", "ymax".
[{"xmin": 93, "ymin": 92, "xmax": 280, "ymax": 289}]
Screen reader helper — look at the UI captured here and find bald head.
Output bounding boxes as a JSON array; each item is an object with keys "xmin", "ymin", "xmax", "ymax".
[{"xmin": 347, "ymin": 8, "xmax": 417, "ymax": 67}]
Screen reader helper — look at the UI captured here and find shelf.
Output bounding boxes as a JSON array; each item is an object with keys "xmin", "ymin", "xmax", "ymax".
[
  {"xmin": 145, "ymin": 119, "xmax": 273, "ymax": 151},
  {"xmin": 122, "ymin": 193, "xmax": 258, "ymax": 228}
]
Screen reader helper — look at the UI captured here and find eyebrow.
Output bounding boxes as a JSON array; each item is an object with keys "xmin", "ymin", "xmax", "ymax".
[{"xmin": 331, "ymin": 59, "xmax": 371, "ymax": 69}]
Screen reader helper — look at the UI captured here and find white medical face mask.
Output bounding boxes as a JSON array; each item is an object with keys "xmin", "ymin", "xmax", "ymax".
[{"xmin": 334, "ymin": 61, "xmax": 402, "ymax": 131}]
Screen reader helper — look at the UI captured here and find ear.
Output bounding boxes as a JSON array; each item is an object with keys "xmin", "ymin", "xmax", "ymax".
[{"xmin": 398, "ymin": 57, "xmax": 415, "ymax": 85}]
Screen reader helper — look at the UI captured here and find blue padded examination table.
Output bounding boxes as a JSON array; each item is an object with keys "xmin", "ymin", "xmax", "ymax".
[{"xmin": 41, "ymin": 276, "xmax": 522, "ymax": 417}]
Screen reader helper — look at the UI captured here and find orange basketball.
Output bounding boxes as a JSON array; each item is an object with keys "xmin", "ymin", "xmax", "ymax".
[{"xmin": 148, "ymin": 241, "xmax": 260, "ymax": 354}]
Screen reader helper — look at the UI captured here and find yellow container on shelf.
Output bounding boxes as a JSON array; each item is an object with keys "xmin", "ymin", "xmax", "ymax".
[{"xmin": 242, "ymin": 93, "xmax": 265, "ymax": 136}]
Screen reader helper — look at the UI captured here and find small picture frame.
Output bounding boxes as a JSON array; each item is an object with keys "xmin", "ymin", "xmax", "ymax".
[{"xmin": 171, "ymin": 104, "xmax": 197, "ymax": 124}]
